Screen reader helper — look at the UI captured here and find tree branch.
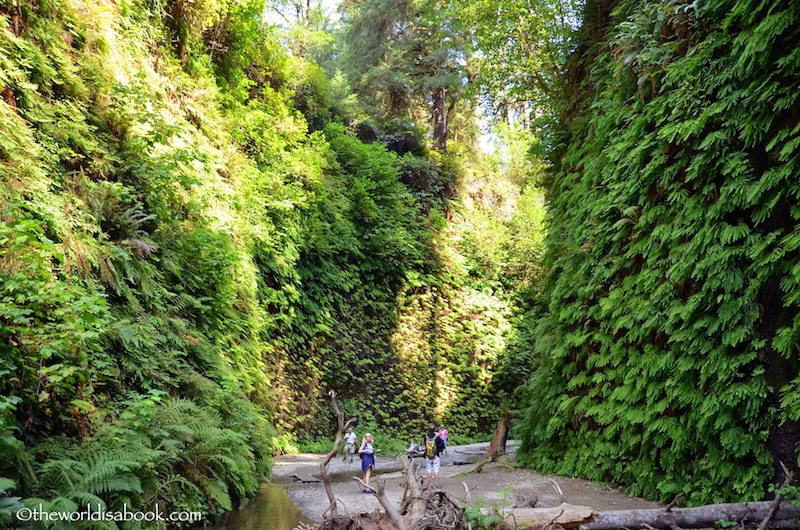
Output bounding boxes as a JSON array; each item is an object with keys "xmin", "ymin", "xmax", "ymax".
[
  {"xmin": 320, "ymin": 390, "xmax": 356, "ymax": 517},
  {"xmin": 757, "ymin": 462, "xmax": 795, "ymax": 530},
  {"xmin": 352, "ymin": 476, "xmax": 404, "ymax": 530}
]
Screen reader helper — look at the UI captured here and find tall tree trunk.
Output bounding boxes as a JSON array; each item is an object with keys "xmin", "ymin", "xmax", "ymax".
[{"xmin": 432, "ymin": 85, "xmax": 448, "ymax": 151}]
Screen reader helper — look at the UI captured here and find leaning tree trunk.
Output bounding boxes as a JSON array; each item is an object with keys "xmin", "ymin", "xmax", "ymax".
[
  {"xmin": 486, "ymin": 411, "xmax": 511, "ymax": 460},
  {"xmin": 473, "ymin": 412, "xmax": 511, "ymax": 473}
]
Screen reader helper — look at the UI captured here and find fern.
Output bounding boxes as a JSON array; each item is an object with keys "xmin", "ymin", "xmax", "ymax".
[
  {"xmin": 0, "ymin": 478, "xmax": 16, "ymax": 497},
  {"xmin": 200, "ymin": 477, "xmax": 232, "ymax": 511},
  {"xmin": 516, "ymin": 0, "xmax": 800, "ymax": 506}
]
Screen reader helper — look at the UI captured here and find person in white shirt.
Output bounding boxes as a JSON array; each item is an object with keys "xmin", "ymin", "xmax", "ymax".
[{"xmin": 343, "ymin": 427, "xmax": 357, "ymax": 462}]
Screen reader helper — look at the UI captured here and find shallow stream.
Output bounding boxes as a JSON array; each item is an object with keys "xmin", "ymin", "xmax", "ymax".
[{"xmin": 200, "ymin": 483, "xmax": 314, "ymax": 530}]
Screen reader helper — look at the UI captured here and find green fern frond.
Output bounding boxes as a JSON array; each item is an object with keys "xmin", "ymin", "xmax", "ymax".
[
  {"xmin": 200, "ymin": 478, "xmax": 232, "ymax": 511},
  {"xmin": 0, "ymin": 478, "xmax": 16, "ymax": 496}
]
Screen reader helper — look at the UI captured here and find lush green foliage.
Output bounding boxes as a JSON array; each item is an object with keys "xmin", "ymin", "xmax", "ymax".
[
  {"xmin": 516, "ymin": 0, "xmax": 800, "ymax": 505},
  {"xmin": 0, "ymin": 0, "xmax": 284, "ymax": 523},
  {"xmin": 267, "ymin": 122, "xmax": 527, "ymax": 442},
  {"xmin": 0, "ymin": 0, "xmax": 536, "ymax": 525},
  {"xmin": 333, "ymin": 0, "xmax": 476, "ymax": 151},
  {"xmin": 449, "ymin": 0, "xmax": 579, "ymax": 125}
]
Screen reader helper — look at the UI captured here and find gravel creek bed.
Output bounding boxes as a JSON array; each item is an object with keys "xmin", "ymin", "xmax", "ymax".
[{"xmin": 269, "ymin": 442, "xmax": 663, "ymax": 523}]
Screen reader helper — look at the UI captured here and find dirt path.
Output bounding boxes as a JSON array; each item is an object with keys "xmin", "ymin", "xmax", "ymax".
[{"xmin": 270, "ymin": 441, "xmax": 662, "ymax": 523}]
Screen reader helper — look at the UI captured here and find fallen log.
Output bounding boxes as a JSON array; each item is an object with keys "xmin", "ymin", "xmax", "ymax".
[
  {"xmin": 499, "ymin": 502, "xmax": 596, "ymax": 529},
  {"xmin": 586, "ymin": 500, "xmax": 800, "ymax": 529},
  {"xmin": 292, "ymin": 473, "xmax": 321, "ymax": 483}
]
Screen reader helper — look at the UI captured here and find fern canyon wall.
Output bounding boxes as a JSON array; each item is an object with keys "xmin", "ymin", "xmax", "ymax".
[
  {"xmin": 515, "ymin": 0, "xmax": 800, "ymax": 507},
  {"xmin": 0, "ymin": 0, "xmax": 533, "ymax": 525},
  {"xmin": 1, "ymin": 0, "xmax": 800, "ymax": 526}
]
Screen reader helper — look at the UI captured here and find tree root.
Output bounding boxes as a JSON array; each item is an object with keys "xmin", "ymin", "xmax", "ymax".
[{"xmin": 309, "ymin": 453, "xmax": 471, "ymax": 530}]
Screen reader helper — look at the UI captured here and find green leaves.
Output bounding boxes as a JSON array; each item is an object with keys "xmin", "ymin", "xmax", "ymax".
[
  {"xmin": 0, "ymin": 0, "xmax": 533, "ymax": 521},
  {"xmin": 515, "ymin": 0, "xmax": 800, "ymax": 506}
]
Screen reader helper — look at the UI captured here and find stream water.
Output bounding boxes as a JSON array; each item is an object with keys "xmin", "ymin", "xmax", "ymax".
[{"xmin": 200, "ymin": 483, "xmax": 313, "ymax": 530}]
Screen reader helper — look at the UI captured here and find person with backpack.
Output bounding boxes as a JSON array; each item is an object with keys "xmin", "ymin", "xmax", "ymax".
[{"xmin": 423, "ymin": 424, "xmax": 445, "ymax": 489}]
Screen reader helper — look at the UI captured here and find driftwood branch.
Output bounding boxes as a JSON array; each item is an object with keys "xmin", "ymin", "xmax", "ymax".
[
  {"xmin": 319, "ymin": 390, "xmax": 356, "ymax": 517},
  {"xmin": 399, "ymin": 453, "xmax": 428, "ymax": 524},
  {"xmin": 549, "ymin": 479, "xmax": 566, "ymax": 504},
  {"xmin": 496, "ymin": 503, "xmax": 595, "ymax": 529},
  {"xmin": 665, "ymin": 493, "xmax": 684, "ymax": 511},
  {"xmin": 757, "ymin": 463, "xmax": 795, "ymax": 530},
  {"xmin": 353, "ymin": 476, "xmax": 404, "ymax": 530}
]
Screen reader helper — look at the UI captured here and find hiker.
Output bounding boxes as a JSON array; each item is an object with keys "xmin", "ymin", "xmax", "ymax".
[
  {"xmin": 343, "ymin": 427, "xmax": 357, "ymax": 462},
  {"xmin": 423, "ymin": 424, "xmax": 445, "ymax": 489},
  {"xmin": 358, "ymin": 433, "xmax": 376, "ymax": 493},
  {"xmin": 438, "ymin": 425, "xmax": 449, "ymax": 452}
]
